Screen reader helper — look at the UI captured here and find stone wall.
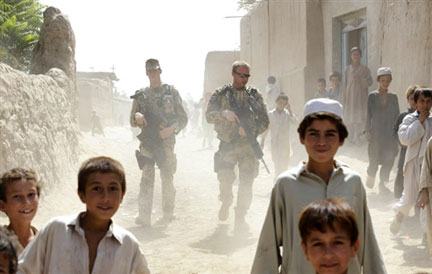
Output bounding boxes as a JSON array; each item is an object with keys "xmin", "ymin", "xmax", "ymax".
[{"xmin": 0, "ymin": 63, "xmax": 78, "ymax": 186}]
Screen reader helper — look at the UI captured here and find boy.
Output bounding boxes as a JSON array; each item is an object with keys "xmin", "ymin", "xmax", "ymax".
[
  {"xmin": 364, "ymin": 67, "xmax": 400, "ymax": 191},
  {"xmin": 18, "ymin": 156, "xmax": 150, "ymax": 274},
  {"xmin": 313, "ymin": 78, "xmax": 329, "ymax": 99},
  {"xmin": 0, "ymin": 228, "xmax": 19, "ymax": 274},
  {"xmin": 391, "ymin": 88, "xmax": 432, "ymax": 234},
  {"xmin": 341, "ymin": 47, "xmax": 373, "ymax": 144},
  {"xmin": 251, "ymin": 98, "xmax": 386, "ymax": 273},
  {"xmin": 418, "ymin": 126, "xmax": 432, "ymax": 255},
  {"xmin": 261, "ymin": 93, "xmax": 297, "ymax": 178},
  {"xmin": 265, "ymin": 76, "xmax": 280, "ymax": 111},
  {"xmin": 392, "ymin": 85, "xmax": 419, "ymax": 198},
  {"xmin": 299, "ymin": 198, "xmax": 359, "ymax": 274},
  {"xmin": 328, "ymin": 72, "xmax": 341, "ymax": 102},
  {"xmin": 0, "ymin": 168, "xmax": 40, "ymax": 251}
]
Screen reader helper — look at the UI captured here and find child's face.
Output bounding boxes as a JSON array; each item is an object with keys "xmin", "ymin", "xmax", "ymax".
[
  {"xmin": 317, "ymin": 82, "xmax": 326, "ymax": 92},
  {"xmin": 300, "ymin": 119, "xmax": 343, "ymax": 164},
  {"xmin": 350, "ymin": 51, "xmax": 361, "ymax": 63},
  {"xmin": 0, "ymin": 253, "xmax": 9, "ymax": 274},
  {"xmin": 330, "ymin": 76, "xmax": 339, "ymax": 88},
  {"xmin": 302, "ymin": 225, "xmax": 359, "ymax": 274},
  {"xmin": 416, "ymin": 94, "xmax": 432, "ymax": 113},
  {"xmin": 0, "ymin": 179, "xmax": 39, "ymax": 225},
  {"xmin": 276, "ymin": 99, "xmax": 288, "ymax": 110},
  {"xmin": 377, "ymin": 75, "xmax": 391, "ymax": 91},
  {"xmin": 78, "ymin": 172, "xmax": 124, "ymax": 222},
  {"xmin": 408, "ymin": 94, "xmax": 416, "ymax": 110}
]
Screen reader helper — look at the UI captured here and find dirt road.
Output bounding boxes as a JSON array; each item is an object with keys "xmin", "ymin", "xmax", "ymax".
[{"xmin": 5, "ymin": 127, "xmax": 432, "ymax": 273}]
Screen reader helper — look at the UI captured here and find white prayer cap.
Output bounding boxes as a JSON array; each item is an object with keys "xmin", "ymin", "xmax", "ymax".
[
  {"xmin": 303, "ymin": 98, "xmax": 343, "ymax": 119},
  {"xmin": 377, "ymin": 67, "xmax": 392, "ymax": 77}
]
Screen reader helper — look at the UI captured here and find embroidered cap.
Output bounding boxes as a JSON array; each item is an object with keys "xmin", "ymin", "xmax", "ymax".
[
  {"xmin": 377, "ymin": 67, "xmax": 392, "ymax": 77},
  {"xmin": 303, "ymin": 98, "xmax": 343, "ymax": 119},
  {"xmin": 145, "ymin": 58, "xmax": 160, "ymax": 70}
]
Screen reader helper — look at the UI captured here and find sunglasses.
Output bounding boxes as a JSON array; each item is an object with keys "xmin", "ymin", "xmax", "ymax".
[{"xmin": 233, "ymin": 71, "xmax": 251, "ymax": 78}]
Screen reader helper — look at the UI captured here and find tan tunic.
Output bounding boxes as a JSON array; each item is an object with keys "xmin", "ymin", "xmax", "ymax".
[
  {"xmin": 419, "ymin": 138, "xmax": 432, "ymax": 256},
  {"xmin": 341, "ymin": 64, "xmax": 373, "ymax": 125},
  {"xmin": 18, "ymin": 213, "xmax": 150, "ymax": 274},
  {"xmin": 251, "ymin": 162, "xmax": 386, "ymax": 274}
]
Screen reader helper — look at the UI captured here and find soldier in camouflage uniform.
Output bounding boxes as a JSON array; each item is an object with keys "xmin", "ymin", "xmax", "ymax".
[
  {"xmin": 206, "ymin": 61, "xmax": 269, "ymax": 231},
  {"xmin": 130, "ymin": 59, "xmax": 188, "ymax": 226}
]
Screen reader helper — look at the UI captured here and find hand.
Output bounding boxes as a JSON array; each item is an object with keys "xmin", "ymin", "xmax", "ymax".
[
  {"xmin": 417, "ymin": 188, "xmax": 429, "ymax": 209},
  {"xmin": 221, "ymin": 110, "xmax": 239, "ymax": 123},
  {"xmin": 135, "ymin": 112, "xmax": 147, "ymax": 126},
  {"xmin": 239, "ymin": 127, "xmax": 247, "ymax": 137},
  {"xmin": 419, "ymin": 109, "xmax": 430, "ymax": 124},
  {"xmin": 159, "ymin": 126, "xmax": 175, "ymax": 139},
  {"xmin": 364, "ymin": 131, "xmax": 371, "ymax": 143}
]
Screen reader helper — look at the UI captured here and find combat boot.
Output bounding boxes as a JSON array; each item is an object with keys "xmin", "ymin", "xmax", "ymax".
[
  {"xmin": 233, "ymin": 212, "xmax": 249, "ymax": 235},
  {"xmin": 218, "ymin": 203, "xmax": 230, "ymax": 221},
  {"xmin": 135, "ymin": 214, "xmax": 151, "ymax": 227}
]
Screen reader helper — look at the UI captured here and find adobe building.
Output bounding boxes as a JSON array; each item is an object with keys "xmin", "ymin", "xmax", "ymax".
[
  {"xmin": 203, "ymin": 51, "xmax": 240, "ymax": 95},
  {"xmin": 241, "ymin": 0, "xmax": 432, "ymax": 114},
  {"xmin": 76, "ymin": 71, "xmax": 131, "ymax": 130}
]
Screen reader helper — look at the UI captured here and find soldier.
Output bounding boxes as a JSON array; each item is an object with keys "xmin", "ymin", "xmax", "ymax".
[
  {"xmin": 206, "ymin": 61, "xmax": 269, "ymax": 231},
  {"xmin": 130, "ymin": 59, "xmax": 188, "ymax": 226}
]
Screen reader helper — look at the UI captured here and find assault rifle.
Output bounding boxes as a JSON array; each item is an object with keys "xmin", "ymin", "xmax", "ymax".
[
  {"xmin": 136, "ymin": 111, "xmax": 166, "ymax": 168},
  {"xmin": 232, "ymin": 105, "xmax": 270, "ymax": 174},
  {"xmin": 131, "ymin": 91, "xmax": 167, "ymax": 168}
]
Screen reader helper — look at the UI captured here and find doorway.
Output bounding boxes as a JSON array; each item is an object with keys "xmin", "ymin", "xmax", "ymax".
[{"xmin": 340, "ymin": 10, "xmax": 367, "ymax": 73}]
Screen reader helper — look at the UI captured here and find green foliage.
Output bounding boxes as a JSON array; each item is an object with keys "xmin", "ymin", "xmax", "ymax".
[
  {"xmin": 0, "ymin": 0, "xmax": 45, "ymax": 71},
  {"xmin": 238, "ymin": 0, "xmax": 259, "ymax": 11}
]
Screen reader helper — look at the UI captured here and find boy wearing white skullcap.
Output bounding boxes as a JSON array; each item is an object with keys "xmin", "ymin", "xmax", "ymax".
[
  {"xmin": 364, "ymin": 67, "xmax": 400, "ymax": 191},
  {"xmin": 252, "ymin": 98, "xmax": 386, "ymax": 274}
]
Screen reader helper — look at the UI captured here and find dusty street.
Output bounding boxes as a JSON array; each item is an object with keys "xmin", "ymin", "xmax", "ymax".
[{"xmin": 4, "ymin": 126, "xmax": 432, "ymax": 273}]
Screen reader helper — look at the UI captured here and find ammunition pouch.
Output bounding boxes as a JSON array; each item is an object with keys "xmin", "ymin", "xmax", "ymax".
[
  {"xmin": 135, "ymin": 150, "xmax": 155, "ymax": 170},
  {"xmin": 213, "ymin": 150, "xmax": 234, "ymax": 173}
]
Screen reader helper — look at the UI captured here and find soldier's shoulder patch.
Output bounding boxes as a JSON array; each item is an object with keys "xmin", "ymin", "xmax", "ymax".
[{"xmin": 210, "ymin": 93, "xmax": 218, "ymax": 103}]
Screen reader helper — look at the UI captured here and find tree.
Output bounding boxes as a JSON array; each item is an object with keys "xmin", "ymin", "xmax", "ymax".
[
  {"xmin": 0, "ymin": 0, "xmax": 44, "ymax": 71},
  {"xmin": 238, "ymin": 0, "xmax": 259, "ymax": 11}
]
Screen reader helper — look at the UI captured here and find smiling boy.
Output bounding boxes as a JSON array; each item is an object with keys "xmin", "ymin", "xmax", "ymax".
[
  {"xmin": 299, "ymin": 198, "xmax": 359, "ymax": 274},
  {"xmin": 251, "ymin": 98, "xmax": 386, "ymax": 273},
  {"xmin": 17, "ymin": 156, "xmax": 150, "ymax": 274},
  {"xmin": 0, "ymin": 168, "xmax": 40, "ymax": 252}
]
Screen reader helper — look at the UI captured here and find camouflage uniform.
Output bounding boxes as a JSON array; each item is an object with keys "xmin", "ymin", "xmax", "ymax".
[
  {"xmin": 206, "ymin": 84, "xmax": 269, "ymax": 218},
  {"xmin": 130, "ymin": 84, "xmax": 188, "ymax": 223}
]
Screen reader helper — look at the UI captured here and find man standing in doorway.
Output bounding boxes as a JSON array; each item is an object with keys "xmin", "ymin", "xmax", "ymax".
[
  {"xmin": 206, "ymin": 61, "xmax": 269, "ymax": 232},
  {"xmin": 130, "ymin": 58, "xmax": 188, "ymax": 226}
]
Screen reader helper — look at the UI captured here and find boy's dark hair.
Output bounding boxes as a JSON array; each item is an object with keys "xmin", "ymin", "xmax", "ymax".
[
  {"xmin": 317, "ymin": 78, "xmax": 326, "ymax": 85},
  {"xmin": 298, "ymin": 198, "xmax": 359, "ymax": 246},
  {"xmin": 405, "ymin": 85, "xmax": 421, "ymax": 100},
  {"xmin": 329, "ymin": 72, "xmax": 340, "ymax": 81},
  {"xmin": 267, "ymin": 76, "xmax": 276, "ymax": 84},
  {"xmin": 413, "ymin": 88, "xmax": 432, "ymax": 103},
  {"xmin": 275, "ymin": 92, "xmax": 289, "ymax": 102},
  {"xmin": 297, "ymin": 112, "xmax": 348, "ymax": 142},
  {"xmin": 78, "ymin": 156, "xmax": 126, "ymax": 194},
  {"xmin": 0, "ymin": 228, "xmax": 18, "ymax": 274},
  {"xmin": 0, "ymin": 168, "xmax": 41, "ymax": 202}
]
